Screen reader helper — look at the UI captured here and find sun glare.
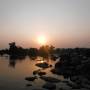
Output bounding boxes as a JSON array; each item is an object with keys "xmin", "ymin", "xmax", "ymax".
[{"xmin": 38, "ymin": 35, "xmax": 47, "ymax": 45}]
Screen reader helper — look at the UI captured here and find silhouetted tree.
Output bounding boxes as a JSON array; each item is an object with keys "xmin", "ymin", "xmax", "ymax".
[
  {"xmin": 49, "ymin": 45, "xmax": 55, "ymax": 55},
  {"xmin": 28, "ymin": 48, "xmax": 38, "ymax": 57},
  {"xmin": 9, "ymin": 42, "xmax": 27, "ymax": 56},
  {"xmin": 39, "ymin": 45, "xmax": 55, "ymax": 58},
  {"xmin": 39, "ymin": 45, "xmax": 49, "ymax": 58}
]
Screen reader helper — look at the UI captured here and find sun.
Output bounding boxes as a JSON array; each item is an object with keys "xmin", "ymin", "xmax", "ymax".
[{"xmin": 37, "ymin": 35, "xmax": 47, "ymax": 45}]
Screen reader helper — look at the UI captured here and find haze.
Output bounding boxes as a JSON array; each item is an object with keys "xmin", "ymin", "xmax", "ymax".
[{"xmin": 0, "ymin": 0, "xmax": 90, "ymax": 49}]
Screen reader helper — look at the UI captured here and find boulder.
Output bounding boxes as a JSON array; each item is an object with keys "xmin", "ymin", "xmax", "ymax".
[
  {"xmin": 67, "ymin": 81, "xmax": 81, "ymax": 89},
  {"xmin": 43, "ymin": 82, "xmax": 56, "ymax": 90},
  {"xmin": 26, "ymin": 84, "xmax": 32, "ymax": 87},
  {"xmin": 25, "ymin": 76, "xmax": 37, "ymax": 81},
  {"xmin": 38, "ymin": 71, "xmax": 46, "ymax": 76},
  {"xmin": 81, "ymin": 83, "xmax": 90, "ymax": 89},
  {"xmin": 32, "ymin": 88, "xmax": 45, "ymax": 90},
  {"xmin": 40, "ymin": 76, "xmax": 60, "ymax": 83},
  {"xmin": 36, "ymin": 62, "xmax": 49, "ymax": 68},
  {"xmin": 33, "ymin": 69, "xmax": 41, "ymax": 75}
]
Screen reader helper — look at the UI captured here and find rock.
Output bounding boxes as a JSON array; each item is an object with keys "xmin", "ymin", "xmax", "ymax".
[
  {"xmin": 32, "ymin": 88, "xmax": 45, "ymax": 90},
  {"xmin": 59, "ymin": 88, "xmax": 64, "ymax": 90},
  {"xmin": 80, "ymin": 88, "xmax": 89, "ymax": 90},
  {"xmin": 51, "ymin": 55, "xmax": 58, "ymax": 61},
  {"xmin": 25, "ymin": 76, "xmax": 37, "ymax": 81},
  {"xmin": 70, "ymin": 76, "xmax": 79, "ymax": 82},
  {"xmin": 38, "ymin": 71, "xmax": 46, "ymax": 76},
  {"xmin": 49, "ymin": 64, "xmax": 53, "ymax": 67},
  {"xmin": 70, "ymin": 75, "xmax": 85, "ymax": 84},
  {"xmin": 55, "ymin": 61, "xmax": 62, "ymax": 69},
  {"xmin": 43, "ymin": 82, "xmax": 56, "ymax": 90},
  {"xmin": 52, "ymin": 69, "xmax": 72, "ymax": 78},
  {"xmin": 26, "ymin": 84, "xmax": 32, "ymax": 87},
  {"xmin": 33, "ymin": 69, "xmax": 46, "ymax": 76},
  {"xmin": 82, "ymin": 78, "xmax": 90, "ymax": 84},
  {"xmin": 59, "ymin": 87, "xmax": 71, "ymax": 90},
  {"xmin": 40, "ymin": 76, "xmax": 60, "ymax": 83},
  {"xmin": 36, "ymin": 62, "xmax": 49, "ymax": 68},
  {"xmin": 71, "ymin": 56, "xmax": 81, "ymax": 65},
  {"xmin": 67, "ymin": 81, "xmax": 81, "ymax": 89},
  {"xmin": 51, "ymin": 69, "xmax": 61, "ymax": 75},
  {"xmin": 33, "ymin": 69, "xmax": 41, "ymax": 75},
  {"xmin": 82, "ymin": 83, "xmax": 90, "ymax": 89},
  {"xmin": 75, "ymin": 65, "xmax": 83, "ymax": 71},
  {"xmin": 70, "ymin": 75, "xmax": 90, "ymax": 89},
  {"xmin": 62, "ymin": 80, "xmax": 69, "ymax": 83}
]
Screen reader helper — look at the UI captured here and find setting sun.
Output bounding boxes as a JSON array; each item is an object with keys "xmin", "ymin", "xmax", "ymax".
[{"xmin": 37, "ymin": 35, "xmax": 47, "ymax": 45}]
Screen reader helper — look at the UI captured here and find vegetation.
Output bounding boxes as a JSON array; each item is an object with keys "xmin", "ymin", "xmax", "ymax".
[{"xmin": 0, "ymin": 42, "xmax": 55, "ymax": 59}]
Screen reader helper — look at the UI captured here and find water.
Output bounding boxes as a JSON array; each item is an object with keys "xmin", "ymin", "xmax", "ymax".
[{"xmin": 0, "ymin": 55, "xmax": 65, "ymax": 90}]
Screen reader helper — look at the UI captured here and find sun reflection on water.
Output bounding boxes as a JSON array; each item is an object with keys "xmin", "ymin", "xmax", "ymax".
[{"xmin": 40, "ymin": 60, "xmax": 44, "ymax": 63}]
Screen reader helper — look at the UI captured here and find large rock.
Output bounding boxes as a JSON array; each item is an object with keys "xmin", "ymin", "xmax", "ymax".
[
  {"xmin": 67, "ymin": 80, "xmax": 81, "ymax": 89},
  {"xmin": 40, "ymin": 76, "xmax": 60, "ymax": 83},
  {"xmin": 59, "ymin": 87, "xmax": 71, "ymax": 90},
  {"xmin": 33, "ymin": 69, "xmax": 46, "ymax": 76},
  {"xmin": 43, "ymin": 82, "xmax": 56, "ymax": 90},
  {"xmin": 38, "ymin": 71, "xmax": 46, "ymax": 76},
  {"xmin": 33, "ymin": 69, "xmax": 41, "ymax": 75},
  {"xmin": 81, "ymin": 83, "xmax": 90, "ymax": 89},
  {"xmin": 32, "ymin": 88, "xmax": 45, "ymax": 90},
  {"xmin": 70, "ymin": 56, "xmax": 81, "ymax": 66},
  {"xmin": 55, "ymin": 61, "xmax": 62, "ymax": 69},
  {"xmin": 26, "ymin": 84, "xmax": 32, "ymax": 87},
  {"xmin": 25, "ymin": 76, "xmax": 37, "ymax": 81},
  {"xmin": 51, "ymin": 68, "xmax": 62, "ymax": 75},
  {"xmin": 36, "ymin": 62, "xmax": 49, "ymax": 68}
]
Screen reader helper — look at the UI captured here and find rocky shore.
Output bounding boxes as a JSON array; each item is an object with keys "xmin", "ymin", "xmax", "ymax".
[
  {"xmin": 51, "ymin": 48, "xmax": 90, "ymax": 90},
  {"xmin": 25, "ymin": 48, "xmax": 90, "ymax": 90}
]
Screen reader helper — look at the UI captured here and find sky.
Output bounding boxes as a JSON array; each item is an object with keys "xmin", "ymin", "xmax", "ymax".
[{"xmin": 0, "ymin": 0, "xmax": 90, "ymax": 49}]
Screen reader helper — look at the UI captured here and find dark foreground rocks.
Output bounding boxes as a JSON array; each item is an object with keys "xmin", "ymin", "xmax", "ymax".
[
  {"xmin": 43, "ymin": 82, "xmax": 56, "ymax": 90},
  {"xmin": 35, "ymin": 62, "xmax": 49, "ymax": 68},
  {"xmin": 51, "ymin": 48, "xmax": 90, "ymax": 90},
  {"xmin": 38, "ymin": 71, "xmax": 46, "ymax": 76},
  {"xmin": 26, "ymin": 83, "xmax": 32, "ymax": 87},
  {"xmin": 32, "ymin": 88, "xmax": 45, "ymax": 90},
  {"xmin": 33, "ymin": 69, "xmax": 46, "ymax": 76},
  {"xmin": 25, "ymin": 76, "xmax": 37, "ymax": 81},
  {"xmin": 40, "ymin": 76, "xmax": 60, "ymax": 83}
]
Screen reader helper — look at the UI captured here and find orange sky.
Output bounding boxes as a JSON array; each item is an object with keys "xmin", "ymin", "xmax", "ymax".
[{"xmin": 0, "ymin": 0, "xmax": 90, "ymax": 49}]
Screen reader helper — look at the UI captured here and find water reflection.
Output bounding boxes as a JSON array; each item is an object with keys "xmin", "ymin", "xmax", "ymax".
[
  {"xmin": 9, "ymin": 59, "xmax": 16, "ymax": 68},
  {"xmin": 0, "ymin": 55, "xmax": 64, "ymax": 90},
  {"xmin": 8, "ymin": 55, "xmax": 52, "ymax": 69},
  {"xmin": 36, "ymin": 57, "xmax": 47, "ymax": 63},
  {"xmin": 28, "ymin": 56, "xmax": 37, "ymax": 60},
  {"xmin": 9, "ymin": 55, "xmax": 26, "ymax": 68}
]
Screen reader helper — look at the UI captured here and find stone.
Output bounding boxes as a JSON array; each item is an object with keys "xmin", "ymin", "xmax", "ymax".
[
  {"xmin": 67, "ymin": 81, "xmax": 81, "ymax": 89},
  {"xmin": 81, "ymin": 83, "xmax": 90, "ymax": 89},
  {"xmin": 32, "ymin": 89, "xmax": 45, "ymax": 90},
  {"xmin": 43, "ymin": 82, "xmax": 56, "ymax": 90},
  {"xmin": 40, "ymin": 76, "xmax": 60, "ymax": 83},
  {"xmin": 33, "ymin": 69, "xmax": 41, "ymax": 75},
  {"xmin": 38, "ymin": 71, "xmax": 46, "ymax": 76},
  {"xmin": 26, "ymin": 84, "xmax": 32, "ymax": 87},
  {"xmin": 36, "ymin": 62, "xmax": 49, "ymax": 68},
  {"xmin": 25, "ymin": 76, "xmax": 37, "ymax": 81}
]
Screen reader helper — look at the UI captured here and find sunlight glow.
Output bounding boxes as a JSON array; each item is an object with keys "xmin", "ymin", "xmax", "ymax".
[
  {"xmin": 40, "ymin": 60, "xmax": 44, "ymax": 63},
  {"xmin": 37, "ymin": 35, "xmax": 47, "ymax": 45}
]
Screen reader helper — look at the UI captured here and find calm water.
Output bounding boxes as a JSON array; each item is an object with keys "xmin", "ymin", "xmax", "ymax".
[{"xmin": 0, "ymin": 55, "xmax": 66, "ymax": 90}]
